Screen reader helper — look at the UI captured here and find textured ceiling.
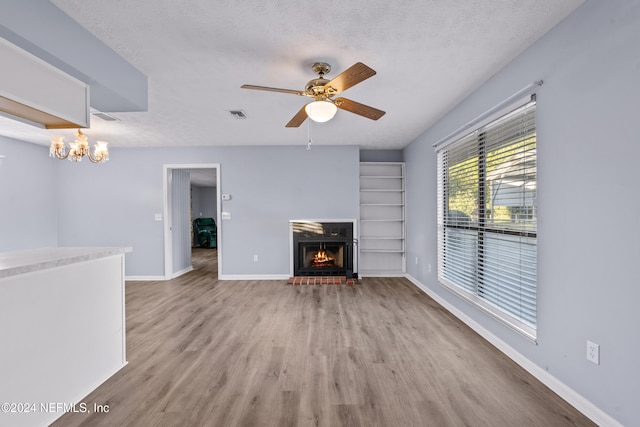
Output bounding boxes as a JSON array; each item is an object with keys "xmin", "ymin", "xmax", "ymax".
[{"xmin": 1, "ymin": 0, "xmax": 584, "ymax": 149}]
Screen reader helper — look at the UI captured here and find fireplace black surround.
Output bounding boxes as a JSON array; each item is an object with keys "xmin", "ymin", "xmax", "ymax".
[{"xmin": 292, "ymin": 222, "xmax": 355, "ymax": 277}]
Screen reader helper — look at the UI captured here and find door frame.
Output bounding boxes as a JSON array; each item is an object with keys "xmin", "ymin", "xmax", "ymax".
[{"xmin": 163, "ymin": 163, "xmax": 221, "ymax": 279}]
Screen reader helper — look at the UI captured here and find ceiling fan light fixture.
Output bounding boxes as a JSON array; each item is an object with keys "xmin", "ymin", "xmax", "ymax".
[
  {"xmin": 305, "ymin": 100, "xmax": 337, "ymax": 123},
  {"xmin": 241, "ymin": 62, "xmax": 384, "ymax": 127}
]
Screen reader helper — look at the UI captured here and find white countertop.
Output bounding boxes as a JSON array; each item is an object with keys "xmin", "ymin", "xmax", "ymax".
[{"xmin": 0, "ymin": 247, "xmax": 132, "ymax": 279}]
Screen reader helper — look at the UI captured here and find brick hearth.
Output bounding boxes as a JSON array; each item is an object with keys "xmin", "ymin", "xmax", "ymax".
[{"xmin": 287, "ymin": 276, "xmax": 358, "ymax": 286}]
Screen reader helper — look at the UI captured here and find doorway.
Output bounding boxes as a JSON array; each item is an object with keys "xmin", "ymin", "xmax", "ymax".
[{"xmin": 163, "ymin": 163, "xmax": 221, "ymax": 280}]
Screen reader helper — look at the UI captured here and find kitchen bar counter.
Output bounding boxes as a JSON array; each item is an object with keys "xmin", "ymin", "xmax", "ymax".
[
  {"xmin": 0, "ymin": 246, "xmax": 131, "ymax": 279},
  {"xmin": 0, "ymin": 247, "xmax": 131, "ymax": 427}
]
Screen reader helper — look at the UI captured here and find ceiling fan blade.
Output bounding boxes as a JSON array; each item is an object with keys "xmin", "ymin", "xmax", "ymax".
[
  {"xmin": 335, "ymin": 97, "xmax": 385, "ymax": 121},
  {"xmin": 285, "ymin": 105, "xmax": 308, "ymax": 127},
  {"xmin": 325, "ymin": 62, "xmax": 376, "ymax": 94},
  {"xmin": 241, "ymin": 84, "xmax": 304, "ymax": 96}
]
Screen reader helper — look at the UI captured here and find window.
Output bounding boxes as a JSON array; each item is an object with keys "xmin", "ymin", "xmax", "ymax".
[{"xmin": 437, "ymin": 96, "xmax": 537, "ymax": 339}]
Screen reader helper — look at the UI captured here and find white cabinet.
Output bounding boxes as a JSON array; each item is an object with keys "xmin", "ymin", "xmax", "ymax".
[{"xmin": 359, "ymin": 162, "xmax": 406, "ymax": 276}]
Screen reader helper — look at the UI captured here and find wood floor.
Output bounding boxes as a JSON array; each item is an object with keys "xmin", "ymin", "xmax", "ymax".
[{"xmin": 53, "ymin": 248, "xmax": 594, "ymax": 427}]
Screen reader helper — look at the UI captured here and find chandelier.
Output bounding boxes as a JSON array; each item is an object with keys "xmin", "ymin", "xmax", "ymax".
[{"xmin": 49, "ymin": 129, "xmax": 109, "ymax": 163}]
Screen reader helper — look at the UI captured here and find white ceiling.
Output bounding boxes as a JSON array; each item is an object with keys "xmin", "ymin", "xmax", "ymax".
[
  {"xmin": 188, "ymin": 168, "xmax": 217, "ymax": 188},
  {"xmin": 1, "ymin": 0, "xmax": 584, "ymax": 150}
]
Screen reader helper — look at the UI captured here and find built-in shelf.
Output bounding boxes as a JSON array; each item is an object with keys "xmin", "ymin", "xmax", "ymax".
[{"xmin": 359, "ymin": 162, "xmax": 406, "ymax": 276}]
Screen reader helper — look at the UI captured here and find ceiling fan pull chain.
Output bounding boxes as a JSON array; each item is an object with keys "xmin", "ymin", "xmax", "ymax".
[{"xmin": 307, "ymin": 119, "xmax": 312, "ymax": 150}]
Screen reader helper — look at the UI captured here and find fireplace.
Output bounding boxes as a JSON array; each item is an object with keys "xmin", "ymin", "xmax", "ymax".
[{"xmin": 291, "ymin": 221, "xmax": 355, "ymax": 277}]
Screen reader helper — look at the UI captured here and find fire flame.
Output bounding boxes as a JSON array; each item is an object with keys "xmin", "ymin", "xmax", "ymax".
[
  {"xmin": 314, "ymin": 250, "xmax": 330, "ymax": 263},
  {"xmin": 312, "ymin": 249, "xmax": 335, "ymax": 267}
]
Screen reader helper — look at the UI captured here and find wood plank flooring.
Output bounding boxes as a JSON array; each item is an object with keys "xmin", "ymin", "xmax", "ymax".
[{"xmin": 53, "ymin": 248, "xmax": 594, "ymax": 427}]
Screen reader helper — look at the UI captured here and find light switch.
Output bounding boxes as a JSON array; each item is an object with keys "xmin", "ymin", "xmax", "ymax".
[
  {"xmin": 221, "ymin": 212, "xmax": 232, "ymax": 220},
  {"xmin": 221, "ymin": 194, "xmax": 231, "ymax": 201},
  {"xmin": 154, "ymin": 213, "xmax": 162, "ymax": 221}
]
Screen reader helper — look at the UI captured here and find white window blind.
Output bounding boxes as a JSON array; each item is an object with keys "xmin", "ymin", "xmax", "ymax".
[{"xmin": 437, "ymin": 96, "xmax": 537, "ymax": 339}]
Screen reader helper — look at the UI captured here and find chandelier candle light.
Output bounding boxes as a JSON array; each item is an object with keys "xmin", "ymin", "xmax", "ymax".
[{"xmin": 50, "ymin": 129, "xmax": 109, "ymax": 163}]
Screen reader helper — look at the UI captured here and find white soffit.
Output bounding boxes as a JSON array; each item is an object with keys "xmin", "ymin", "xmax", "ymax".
[{"xmin": 0, "ymin": 37, "xmax": 89, "ymax": 129}]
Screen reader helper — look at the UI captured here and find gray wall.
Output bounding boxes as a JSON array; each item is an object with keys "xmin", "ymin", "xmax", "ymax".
[
  {"xmin": 54, "ymin": 144, "xmax": 359, "ymax": 277},
  {"xmin": 0, "ymin": 136, "xmax": 57, "ymax": 251},
  {"xmin": 359, "ymin": 149, "xmax": 403, "ymax": 162},
  {"xmin": 191, "ymin": 186, "xmax": 217, "ymax": 223},
  {"xmin": 403, "ymin": 1, "xmax": 639, "ymax": 425}
]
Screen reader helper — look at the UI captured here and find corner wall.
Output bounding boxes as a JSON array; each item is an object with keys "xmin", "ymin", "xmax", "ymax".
[
  {"xmin": 191, "ymin": 186, "xmax": 217, "ymax": 224},
  {"xmin": 0, "ymin": 136, "xmax": 57, "ymax": 251},
  {"xmin": 403, "ymin": 1, "xmax": 640, "ymax": 425},
  {"xmin": 55, "ymin": 144, "xmax": 360, "ymax": 278}
]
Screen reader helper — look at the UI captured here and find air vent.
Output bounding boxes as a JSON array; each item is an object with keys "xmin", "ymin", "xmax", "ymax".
[
  {"xmin": 228, "ymin": 110, "xmax": 247, "ymax": 119},
  {"xmin": 91, "ymin": 111, "xmax": 120, "ymax": 121}
]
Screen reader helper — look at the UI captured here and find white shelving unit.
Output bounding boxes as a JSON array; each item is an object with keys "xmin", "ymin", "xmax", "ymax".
[{"xmin": 359, "ymin": 162, "xmax": 406, "ymax": 276}]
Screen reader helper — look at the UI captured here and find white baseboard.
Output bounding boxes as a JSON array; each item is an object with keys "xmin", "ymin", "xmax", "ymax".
[
  {"xmin": 404, "ymin": 274, "xmax": 622, "ymax": 427},
  {"xmin": 125, "ymin": 275, "xmax": 166, "ymax": 281},
  {"xmin": 125, "ymin": 266, "xmax": 193, "ymax": 281},
  {"xmin": 170, "ymin": 265, "xmax": 193, "ymax": 279},
  {"xmin": 359, "ymin": 273, "xmax": 406, "ymax": 278},
  {"xmin": 127, "ymin": 271, "xmax": 288, "ymax": 282},
  {"xmin": 218, "ymin": 274, "xmax": 290, "ymax": 281},
  {"xmin": 45, "ymin": 361, "xmax": 127, "ymax": 427}
]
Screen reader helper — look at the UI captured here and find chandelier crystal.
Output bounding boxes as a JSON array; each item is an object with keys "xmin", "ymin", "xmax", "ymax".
[{"xmin": 50, "ymin": 130, "xmax": 109, "ymax": 163}]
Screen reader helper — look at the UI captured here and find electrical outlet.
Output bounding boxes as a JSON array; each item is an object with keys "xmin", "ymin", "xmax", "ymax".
[
  {"xmin": 415, "ymin": 257, "xmax": 418, "ymax": 265},
  {"xmin": 586, "ymin": 340, "xmax": 600, "ymax": 365},
  {"xmin": 428, "ymin": 264, "xmax": 432, "ymax": 272}
]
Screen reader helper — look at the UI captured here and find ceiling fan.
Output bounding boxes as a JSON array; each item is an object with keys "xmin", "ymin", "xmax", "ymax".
[{"xmin": 241, "ymin": 62, "xmax": 385, "ymax": 127}]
